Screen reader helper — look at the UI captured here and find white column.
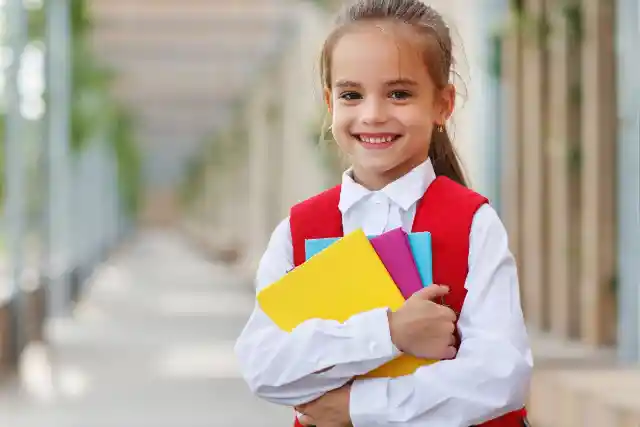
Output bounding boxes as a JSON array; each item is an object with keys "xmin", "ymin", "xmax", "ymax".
[
  {"xmin": 246, "ymin": 81, "xmax": 271, "ymax": 270},
  {"xmin": 4, "ymin": 0, "xmax": 27, "ymax": 300},
  {"xmin": 45, "ymin": 0, "xmax": 72, "ymax": 317},
  {"xmin": 430, "ymin": 0, "xmax": 484, "ymax": 190},
  {"xmin": 280, "ymin": 3, "xmax": 332, "ymax": 212},
  {"xmin": 616, "ymin": 0, "xmax": 640, "ymax": 363}
]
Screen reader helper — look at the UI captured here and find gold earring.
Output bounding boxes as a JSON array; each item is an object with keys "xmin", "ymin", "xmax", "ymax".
[{"xmin": 437, "ymin": 124, "xmax": 444, "ymax": 132}]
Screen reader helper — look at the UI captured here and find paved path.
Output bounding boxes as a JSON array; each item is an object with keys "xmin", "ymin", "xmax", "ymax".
[{"xmin": 0, "ymin": 230, "xmax": 292, "ymax": 427}]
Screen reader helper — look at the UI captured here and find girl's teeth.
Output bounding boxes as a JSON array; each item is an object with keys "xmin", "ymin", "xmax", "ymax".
[{"xmin": 360, "ymin": 136, "xmax": 395, "ymax": 143}]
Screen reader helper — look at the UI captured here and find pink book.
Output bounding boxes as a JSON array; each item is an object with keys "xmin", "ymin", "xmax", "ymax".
[{"xmin": 370, "ymin": 227, "xmax": 423, "ymax": 299}]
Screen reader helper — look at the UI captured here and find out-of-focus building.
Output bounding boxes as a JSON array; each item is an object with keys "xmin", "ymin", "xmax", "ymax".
[
  {"xmin": 491, "ymin": 1, "xmax": 639, "ymax": 426},
  {"xmin": 87, "ymin": 0, "xmax": 293, "ymax": 227}
]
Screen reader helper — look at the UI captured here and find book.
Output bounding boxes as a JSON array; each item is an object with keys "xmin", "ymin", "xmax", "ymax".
[
  {"xmin": 258, "ymin": 228, "xmax": 433, "ymax": 378},
  {"xmin": 306, "ymin": 230, "xmax": 433, "ymax": 287},
  {"xmin": 406, "ymin": 231, "xmax": 433, "ymax": 286},
  {"xmin": 368, "ymin": 228, "xmax": 423, "ymax": 299}
]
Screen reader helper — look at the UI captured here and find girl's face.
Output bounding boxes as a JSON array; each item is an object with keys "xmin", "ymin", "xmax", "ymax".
[{"xmin": 325, "ymin": 23, "xmax": 454, "ymax": 190}]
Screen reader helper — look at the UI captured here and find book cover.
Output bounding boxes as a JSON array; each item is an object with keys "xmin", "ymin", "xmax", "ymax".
[{"xmin": 368, "ymin": 228, "xmax": 423, "ymax": 299}]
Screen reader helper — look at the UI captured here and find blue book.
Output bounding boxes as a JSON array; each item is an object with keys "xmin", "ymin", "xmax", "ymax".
[{"xmin": 305, "ymin": 231, "xmax": 432, "ymax": 286}]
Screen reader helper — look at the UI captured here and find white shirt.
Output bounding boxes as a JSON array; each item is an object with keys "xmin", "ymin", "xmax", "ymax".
[{"xmin": 234, "ymin": 159, "xmax": 533, "ymax": 427}]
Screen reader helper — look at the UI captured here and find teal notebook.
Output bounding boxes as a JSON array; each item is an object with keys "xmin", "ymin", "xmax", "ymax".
[{"xmin": 305, "ymin": 231, "xmax": 433, "ymax": 286}]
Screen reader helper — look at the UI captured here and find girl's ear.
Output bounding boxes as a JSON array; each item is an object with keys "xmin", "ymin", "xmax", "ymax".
[
  {"xmin": 324, "ymin": 87, "xmax": 333, "ymax": 114},
  {"xmin": 438, "ymin": 84, "xmax": 456, "ymax": 124}
]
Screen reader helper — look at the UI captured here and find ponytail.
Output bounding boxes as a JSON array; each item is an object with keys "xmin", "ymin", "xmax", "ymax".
[{"xmin": 428, "ymin": 127, "xmax": 468, "ymax": 187}]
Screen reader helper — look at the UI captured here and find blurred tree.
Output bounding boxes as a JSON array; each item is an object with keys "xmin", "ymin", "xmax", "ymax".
[
  {"xmin": 22, "ymin": 0, "xmax": 142, "ymax": 216},
  {"xmin": 179, "ymin": 100, "xmax": 249, "ymax": 208},
  {"xmin": 0, "ymin": 119, "xmax": 4, "ymax": 205}
]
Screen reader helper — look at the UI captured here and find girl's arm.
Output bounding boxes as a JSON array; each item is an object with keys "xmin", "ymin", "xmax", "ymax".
[
  {"xmin": 234, "ymin": 218, "xmax": 401, "ymax": 407},
  {"xmin": 348, "ymin": 204, "xmax": 533, "ymax": 427}
]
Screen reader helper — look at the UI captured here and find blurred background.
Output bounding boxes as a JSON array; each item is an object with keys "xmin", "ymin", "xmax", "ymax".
[{"xmin": 0, "ymin": 0, "xmax": 636, "ymax": 426}]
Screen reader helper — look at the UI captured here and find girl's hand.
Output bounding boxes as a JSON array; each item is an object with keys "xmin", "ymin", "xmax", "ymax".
[
  {"xmin": 388, "ymin": 285, "xmax": 458, "ymax": 359},
  {"xmin": 295, "ymin": 383, "xmax": 353, "ymax": 427}
]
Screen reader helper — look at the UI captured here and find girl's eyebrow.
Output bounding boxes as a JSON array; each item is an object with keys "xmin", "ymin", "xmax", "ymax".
[
  {"xmin": 335, "ymin": 80, "xmax": 361, "ymax": 89},
  {"xmin": 386, "ymin": 78, "xmax": 418, "ymax": 86},
  {"xmin": 334, "ymin": 78, "xmax": 418, "ymax": 89}
]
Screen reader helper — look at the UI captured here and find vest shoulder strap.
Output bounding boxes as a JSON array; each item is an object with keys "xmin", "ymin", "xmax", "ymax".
[{"xmin": 289, "ymin": 185, "xmax": 343, "ymax": 266}]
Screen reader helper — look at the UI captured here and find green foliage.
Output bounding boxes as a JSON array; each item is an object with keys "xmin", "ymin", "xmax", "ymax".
[
  {"xmin": 561, "ymin": 0, "xmax": 583, "ymax": 42},
  {"xmin": 306, "ymin": 0, "xmax": 332, "ymax": 10},
  {"xmin": 0, "ymin": 0, "xmax": 141, "ymax": 221},
  {"xmin": 70, "ymin": 46, "xmax": 116, "ymax": 152},
  {"xmin": 489, "ymin": 1, "xmax": 584, "ymax": 80},
  {"xmin": 67, "ymin": 0, "xmax": 120, "ymax": 154},
  {"xmin": 27, "ymin": 2, "xmax": 45, "ymax": 39},
  {"xmin": 0, "ymin": 117, "xmax": 4, "ymax": 202},
  {"xmin": 499, "ymin": 0, "xmax": 584, "ymax": 44},
  {"xmin": 180, "ymin": 123, "xmax": 250, "ymax": 208},
  {"xmin": 110, "ymin": 107, "xmax": 142, "ymax": 215},
  {"xmin": 488, "ymin": 32, "xmax": 503, "ymax": 79},
  {"xmin": 179, "ymin": 97, "xmax": 254, "ymax": 209},
  {"xmin": 40, "ymin": 0, "xmax": 141, "ymax": 215},
  {"xmin": 492, "ymin": 0, "xmax": 585, "ymax": 177},
  {"xmin": 505, "ymin": 5, "xmax": 550, "ymax": 47},
  {"xmin": 180, "ymin": 154, "xmax": 206, "ymax": 206},
  {"xmin": 68, "ymin": 1, "xmax": 143, "ymax": 217}
]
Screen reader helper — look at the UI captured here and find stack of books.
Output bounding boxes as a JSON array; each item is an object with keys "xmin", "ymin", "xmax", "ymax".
[{"xmin": 257, "ymin": 227, "xmax": 435, "ymax": 378}]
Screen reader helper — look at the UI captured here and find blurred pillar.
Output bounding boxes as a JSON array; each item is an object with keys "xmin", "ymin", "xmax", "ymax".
[
  {"xmin": 546, "ymin": 0, "xmax": 582, "ymax": 340},
  {"xmin": 265, "ymin": 88, "xmax": 284, "ymax": 234},
  {"xmin": 500, "ymin": 2, "xmax": 524, "ymax": 273},
  {"xmin": 246, "ymin": 81, "xmax": 270, "ymax": 269},
  {"xmin": 5, "ymin": 0, "xmax": 28, "ymax": 352},
  {"xmin": 479, "ymin": 0, "xmax": 508, "ymax": 212},
  {"xmin": 616, "ymin": 0, "xmax": 639, "ymax": 363},
  {"xmin": 520, "ymin": 0, "xmax": 548, "ymax": 330},
  {"xmin": 580, "ymin": 0, "xmax": 616, "ymax": 346},
  {"xmin": 103, "ymin": 140, "xmax": 118, "ymax": 256},
  {"xmin": 44, "ymin": 0, "xmax": 72, "ymax": 317},
  {"xmin": 68, "ymin": 148, "xmax": 85, "ymax": 299},
  {"xmin": 278, "ymin": 3, "xmax": 330, "ymax": 211}
]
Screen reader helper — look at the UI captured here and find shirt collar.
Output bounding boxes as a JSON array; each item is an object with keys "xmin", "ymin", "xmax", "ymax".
[{"xmin": 338, "ymin": 158, "xmax": 437, "ymax": 214}]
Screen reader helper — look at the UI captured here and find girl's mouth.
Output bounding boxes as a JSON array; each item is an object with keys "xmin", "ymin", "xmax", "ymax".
[{"xmin": 354, "ymin": 133, "xmax": 401, "ymax": 148}]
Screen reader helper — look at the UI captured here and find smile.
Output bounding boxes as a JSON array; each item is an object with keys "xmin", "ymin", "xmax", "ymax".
[{"xmin": 354, "ymin": 133, "xmax": 401, "ymax": 148}]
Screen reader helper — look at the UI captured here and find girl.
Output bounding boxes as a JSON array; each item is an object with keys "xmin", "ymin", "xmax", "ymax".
[{"xmin": 234, "ymin": 0, "xmax": 533, "ymax": 426}]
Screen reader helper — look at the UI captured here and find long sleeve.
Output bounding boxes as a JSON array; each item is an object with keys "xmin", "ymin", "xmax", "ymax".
[
  {"xmin": 349, "ymin": 204, "xmax": 534, "ymax": 427},
  {"xmin": 234, "ymin": 217, "xmax": 401, "ymax": 407}
]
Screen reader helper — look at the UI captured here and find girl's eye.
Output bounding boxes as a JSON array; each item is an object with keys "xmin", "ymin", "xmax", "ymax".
[
  {"xmin": 339, "ymin": 91, "xmax": 362, "ymax": 101},
  {"xmin": 389, "ymin": 90, "xmax": 412, "ymax": 100}
]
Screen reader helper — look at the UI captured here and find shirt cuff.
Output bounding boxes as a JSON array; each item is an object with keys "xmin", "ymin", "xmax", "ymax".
[
  {"xmin": 313, "ymin": 308, "xmax": 401, "ymax": 380},
  {"xmin": 346, "ymin": 307, "xmax": 402, "ymax": 359},
  {"xmin": 349, "ymin": 377, "xmax": 390, "ymax": 427}
]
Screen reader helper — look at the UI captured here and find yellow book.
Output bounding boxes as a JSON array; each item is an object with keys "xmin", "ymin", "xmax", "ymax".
[{"xmin": 257, "ymin": 228, "xmax": 434, "ymax": 378}]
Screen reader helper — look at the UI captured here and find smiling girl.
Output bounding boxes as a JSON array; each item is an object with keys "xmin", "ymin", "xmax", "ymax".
[{"xmin": 235, "ymin": 1, "xmax": 533, "ymax": 426}]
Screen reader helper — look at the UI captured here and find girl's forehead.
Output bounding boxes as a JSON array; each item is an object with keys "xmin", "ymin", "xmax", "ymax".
[
  {"xmin": 335, "ymin": 21, "xmax": 423, "ymax": 52},
  {"xmin": 330, "ymin": 24, "xmax": 428, "ymax": 83}
]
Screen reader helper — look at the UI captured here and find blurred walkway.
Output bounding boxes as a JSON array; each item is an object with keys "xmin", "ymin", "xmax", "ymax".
[{"xmin": 0, "ymin": 230, "xmax": 291, "ymax": 427}]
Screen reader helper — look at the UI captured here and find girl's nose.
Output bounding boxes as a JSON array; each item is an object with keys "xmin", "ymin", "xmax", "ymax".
[{"xmin": 360, "ymin": 98, "xmax": 388, "ymax": 124}]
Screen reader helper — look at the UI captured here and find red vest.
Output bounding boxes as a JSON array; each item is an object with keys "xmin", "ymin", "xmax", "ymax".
[{"xmin": 289, "ymin": 176, "xmax": 526, "ymax": 427}]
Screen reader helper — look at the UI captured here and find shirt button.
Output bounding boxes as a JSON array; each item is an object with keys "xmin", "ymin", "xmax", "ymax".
[{"xmin": 372, "ymin": 194, "xmax": 384, "ymax": 205}]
